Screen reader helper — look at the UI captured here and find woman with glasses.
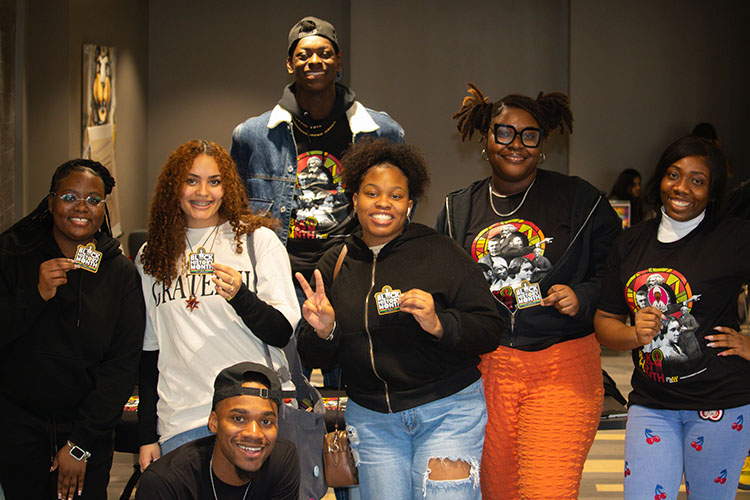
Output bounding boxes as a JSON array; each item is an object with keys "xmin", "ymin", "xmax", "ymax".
[
  {"xmin": 0, "ymin": 159, "xmax": 145, "ymax": 500},
  {"xmin": 595, "ymin": 136, "xmax": 750, "ymax": 500},
  {"xmin": 436, "ymin": 85, "xmax": 622, "ymax": 499},
  {"xmin": 135, "ymin": 140, "xmax": 300, "ymax": 469}
]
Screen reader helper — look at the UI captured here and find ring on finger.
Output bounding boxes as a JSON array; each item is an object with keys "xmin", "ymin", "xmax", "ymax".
[
  {"xmin": 229, "ymin": 286, "xmax": 234, "ymax": 293},
  {"xmin": 229, "ymin": 277, "xmax": 234, "ymax": 285}
]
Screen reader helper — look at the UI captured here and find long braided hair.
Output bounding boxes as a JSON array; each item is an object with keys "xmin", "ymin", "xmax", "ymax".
[
  {"xmin": 1, "ymin": 159, "xmax": 115, "ymax": 249},
  {"xmin": 453, "ymin": 83, "xmax": 573, "ymax": 143}
]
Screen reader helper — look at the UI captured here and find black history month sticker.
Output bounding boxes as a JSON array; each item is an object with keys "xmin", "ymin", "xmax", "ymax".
[
  {"xmin": 74, "ymin": 242, "xmax": 103, "ymax": 273},
  {"xmin": 513, "ymin": 280, "xmax": 542, "ymax": 309},
  {"xmin": 375, "ymin": 285, "xmax": 401, "ymax": 315},
  {"xmin": 188, "ymin": 247, "xmax": 215, "ymax": 275}
]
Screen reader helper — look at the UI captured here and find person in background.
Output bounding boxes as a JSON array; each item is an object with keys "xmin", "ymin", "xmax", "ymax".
[
  {"xmin": 595, "ymin": 136, "xmax": 750, "ymax": 499},
  {"xmin": 436, "ymin": 84, "xmax": 622, "ymax": 499},
  {"xmin": 0, "ymin": 160, "xmax": 145, "ymax": 499},
  {"xmin": 136, "ymin": 141, "xmax": 299, "ymax": 471},
  {"xmin": 692, "ymin": 122, "xmax": 734, "ymax": 179},
  {"xmin": 609, "ymin": 168, "xmax": 643, "ymax": 225},
  {"xmin": 297, "ymin": 139, "xmax": 503, "ymax": 500}
]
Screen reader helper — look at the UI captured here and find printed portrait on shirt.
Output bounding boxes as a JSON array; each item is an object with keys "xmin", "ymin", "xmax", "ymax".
[
  {"xmin": 625, "ymin": 267, "xmax": 703, "ymax": 382},
  {"xmin": 471, "ymin": 219, "xmax": 552, "ymax": 310},
  {"xmin": 289, "ymin": 151, "xmax": 350, "ymax": 240}
]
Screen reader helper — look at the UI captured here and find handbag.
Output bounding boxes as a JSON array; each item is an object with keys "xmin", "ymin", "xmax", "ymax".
[
  {"xmin": 323, "ymin": 389, "xmax": 358, "ymax": 487},
  {"xmin": 248, "ymin": 234, "xmax": 328, "ymax": 500}
]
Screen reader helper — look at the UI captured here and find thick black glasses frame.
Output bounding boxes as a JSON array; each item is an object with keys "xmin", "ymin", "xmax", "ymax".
[{"xmin": 493, "ymin": 124, "xmax": 544, "ymax": 148}]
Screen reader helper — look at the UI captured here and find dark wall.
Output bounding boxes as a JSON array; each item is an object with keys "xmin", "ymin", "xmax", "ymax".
[{"xmin": 18, "ymin": 0, "xmax": 749, "ymax": 235}]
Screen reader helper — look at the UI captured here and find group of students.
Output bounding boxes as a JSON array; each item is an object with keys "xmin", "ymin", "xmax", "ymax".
[{"xmin": 1, "ymin": 14, "xmax": 749, "ymax": 500}]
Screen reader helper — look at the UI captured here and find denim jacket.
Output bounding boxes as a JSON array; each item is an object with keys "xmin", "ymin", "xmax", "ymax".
[{"xmin": 230, "ymin": 101, "xmax": 405, "ymax": 245}]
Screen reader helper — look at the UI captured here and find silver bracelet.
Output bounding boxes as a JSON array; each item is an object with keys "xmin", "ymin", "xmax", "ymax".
[{"xmin": 323, "ymin": 321, "xmax": 336, "ymax": 341}]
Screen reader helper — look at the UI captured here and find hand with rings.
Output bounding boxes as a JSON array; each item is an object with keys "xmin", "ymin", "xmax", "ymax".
[{"xmin": 212, "ymin": 263, "xmax": 242, "ymax": 301}]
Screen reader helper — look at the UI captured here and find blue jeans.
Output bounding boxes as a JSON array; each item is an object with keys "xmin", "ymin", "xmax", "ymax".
[
  {"xmin": 624, "ymin": 403, "xmax": 750, "ymax": 500},
  {"xmin": 345, "ymin": 379, "xmax": 486, "ymax": 500},
  {"xmin": 160, "ymin": 425, "xmax": 213, "ymax": 455}
]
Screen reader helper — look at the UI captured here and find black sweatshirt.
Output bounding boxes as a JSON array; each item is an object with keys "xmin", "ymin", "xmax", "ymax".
[
  {"xmin": 0, "ymin": 224, "xmax": 145, "ymax": 456},
  {"xmin": 298, "ymin": 223, "xmax": 503, "ymax": 413}
]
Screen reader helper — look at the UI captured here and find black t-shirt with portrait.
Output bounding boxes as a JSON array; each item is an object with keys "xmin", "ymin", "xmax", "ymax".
[
  {"xmin": 598, "ymin": 216, "xmax": 750, "ymax": 410},
  {"xmin": 462, "ymin": 170, "xmax": 571, "ymax": 311},
  {"xmin": 282, "ymin": 84, "xmax": 359, "ymax": 280}
]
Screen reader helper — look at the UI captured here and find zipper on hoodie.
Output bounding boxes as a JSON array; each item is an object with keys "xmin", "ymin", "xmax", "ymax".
[
  {"xmin": 448, "ymin": 191, "xmax": 604, "ymax": 346},
  {"xmin": 364, "ymin": 252, "xmax": 392, "ymax": 413}
]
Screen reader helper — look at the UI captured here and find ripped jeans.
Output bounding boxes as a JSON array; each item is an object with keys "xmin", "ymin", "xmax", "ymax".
[{"xmin": 345, "ymin": 379, "xmax": 486, "ymax": 500}]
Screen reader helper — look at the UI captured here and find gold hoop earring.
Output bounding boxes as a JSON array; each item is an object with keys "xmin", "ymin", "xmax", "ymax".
[{"xmin": 481, "ymin": 148, "xmax": 489, "ymax": 161}]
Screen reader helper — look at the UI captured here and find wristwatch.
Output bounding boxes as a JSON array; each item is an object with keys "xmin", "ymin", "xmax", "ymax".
[{"xmin": 67, "ymin": 441, "xmax": 91, "ymax": 462}]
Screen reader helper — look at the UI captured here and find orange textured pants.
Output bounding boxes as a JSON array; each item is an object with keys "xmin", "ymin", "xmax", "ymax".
[{"xmin": 480, "ymin": 333, "xmax": 603, "ymax": 500}]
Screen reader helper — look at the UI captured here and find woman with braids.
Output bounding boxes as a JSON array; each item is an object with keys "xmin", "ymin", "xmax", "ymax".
[
  {"xmin": 595, "ymin": 136, "xmax": 750, "ymax": 499},
  {"xmin": 0, "ymin": 160, "xmax": 145, "ymax": 499},
  {"xmin": 297, "ymin": 138, "xmax": 502, "ymax": 500},
  {"xmin": 435, "ymin": 84, "xmax": 621, "ymax": 499},
  {"xmin": 136, "ymin": 140, "xmax": 300, "ymax": 468}
]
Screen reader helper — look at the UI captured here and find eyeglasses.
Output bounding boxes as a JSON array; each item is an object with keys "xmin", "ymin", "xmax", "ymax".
[
  {"xmin": 493, "ymin": 124, "xmax": 544, "ymax": 148},
  {"xmin": 52, "ymin": 192, "xmax": 105, "ymax": 207}
]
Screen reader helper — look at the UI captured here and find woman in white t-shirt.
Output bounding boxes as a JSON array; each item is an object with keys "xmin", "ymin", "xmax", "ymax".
[{"xmin": 136, "ymin": 140, "xmax": 300, "ymax": 470}]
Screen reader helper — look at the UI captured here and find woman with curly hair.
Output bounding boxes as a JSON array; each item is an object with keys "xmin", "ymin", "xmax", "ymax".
[
  {"xmin": 136, "ymin": 140, "xmax": 300, "ymax": 469},
  {"xmin": 435, "ymin": 84, "xmax": 622, "ymax": 499},
  {"xmin": 0, "ymin": 160, "xmax": 144, "ymax": 499},
  {"xmin": 297, "ymin": 138, "xmax": 503, "ymax": 500}
]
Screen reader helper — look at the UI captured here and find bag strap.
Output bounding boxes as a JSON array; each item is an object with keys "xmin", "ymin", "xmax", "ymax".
[
  {"xmin": 246, "ymin": 232, "xmax": 294, "ymax": 396},
  {"xmin": 333, "ymin": 243, "xmax": 347, "ymax": 281},
  {"xmin": 332, "ymin": 242, "xmax": 348, "ymax": 429}
]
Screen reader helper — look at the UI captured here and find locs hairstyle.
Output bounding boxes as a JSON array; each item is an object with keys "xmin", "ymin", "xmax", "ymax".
[
  {"xmin": 642, "ymin": 136, "xmax": 727, "ymax": 217},
  {"xmin": 139, "ymin": 140, "xmax": 275, "ymax": 287},
  {"xmin": 453, "ymin": 83, "xmax": 573, "ymax": 143}
]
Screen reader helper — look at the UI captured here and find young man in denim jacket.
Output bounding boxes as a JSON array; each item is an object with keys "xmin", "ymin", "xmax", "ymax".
[{"xmin": 231, "ymin": 16, "xmax": 404, "ymax": 302}]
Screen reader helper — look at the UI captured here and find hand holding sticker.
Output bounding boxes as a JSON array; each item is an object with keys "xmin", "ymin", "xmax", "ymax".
[{"xmin": 74, "ymin": 242, "xmax": 102, "ymax": 273}]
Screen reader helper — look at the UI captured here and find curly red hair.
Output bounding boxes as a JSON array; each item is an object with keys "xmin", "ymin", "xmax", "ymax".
[{"xmin": 140, "ymin": 140, "xmax": 276, "ymax": 286}]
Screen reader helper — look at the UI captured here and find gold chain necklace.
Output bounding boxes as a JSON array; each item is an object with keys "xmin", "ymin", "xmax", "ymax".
[
  {"xmin": 488, "ymin": 177, "xmax": 536, "ymax": 218},
  {"xmin": 184, "ymin": 223, "xmax": 220, "ymax": 312},
  {"xmin": 292, "ymin": 116, "xmax": 336, "ymax": 137}
]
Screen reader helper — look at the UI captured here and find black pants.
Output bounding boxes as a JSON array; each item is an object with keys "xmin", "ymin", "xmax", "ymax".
[{"xmin": 0, "ymin": 399, "xmax": 114, "ymax": 499}]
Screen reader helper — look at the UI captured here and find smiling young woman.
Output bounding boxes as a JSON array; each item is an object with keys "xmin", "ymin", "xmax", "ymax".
[
  {"xmin": 436, "ymin": 84, "xmax": 622, "ymax": 499},
  {"xmin": 136, "ymin": 140, "xmax": 300, "ymax": 470},
  {"xmin": 0, "ymin": 159, "xmax": 145, "ymax": 500},
  {"xmin": 297, "ymin": 138, "xmax": 503, "ymax": 500},
  {"xmin": 594, "ymin": 136, "xmax": 750, "ymax": 500}
]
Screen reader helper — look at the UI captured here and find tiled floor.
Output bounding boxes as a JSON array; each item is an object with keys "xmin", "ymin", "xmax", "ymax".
[{"xmin": 109, "ymin": 351, "xmax": 750, "ymax": 499}]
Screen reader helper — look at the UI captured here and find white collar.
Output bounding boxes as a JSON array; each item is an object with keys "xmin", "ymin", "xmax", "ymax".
[
  {"xmin": 266, "ymin": 100, "xmax": 379, "ymax": 135},
  {"xmin": 657, "ymin": 207, "xmax": 705, "ymax": 243}
]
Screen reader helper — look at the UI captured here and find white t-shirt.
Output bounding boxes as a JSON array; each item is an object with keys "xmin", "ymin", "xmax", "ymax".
[{"xmin": 137, "ymin": 224, "xmax": 300, "ymax": 442}]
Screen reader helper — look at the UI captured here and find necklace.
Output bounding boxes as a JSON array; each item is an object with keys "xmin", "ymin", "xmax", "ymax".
[
  {"xmin": 210, "ymin": 457, "xmax": 251, "ymax": 500},
  {"xmin": 292, "ymin": 115, "xmax": 337, "ymax": 137},
  {"xmin": 488, "ymin": 177, "xmax": 537, "ymax": 218},
  {"xmin": 184, "ymin": 223, "xmax": 220, "ymax": 312}
]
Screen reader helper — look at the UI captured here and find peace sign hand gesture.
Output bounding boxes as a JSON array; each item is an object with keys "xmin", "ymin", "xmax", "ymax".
[{"xmin": 295, "ymin": 270, "xmax": 336, "ymax": 339}]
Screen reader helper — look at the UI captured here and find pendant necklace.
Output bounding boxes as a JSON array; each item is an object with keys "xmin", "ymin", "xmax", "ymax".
[
  {"xmin": 184, "ymin": 223, "xmax": 220, "ymax": 312},
  {"xmin": 209, "ymin": 457, "xmax": 251, "ymax": 500},
  {"xmin": 488, "ymin": 177, "xmax": 537, "ymax": 218}
]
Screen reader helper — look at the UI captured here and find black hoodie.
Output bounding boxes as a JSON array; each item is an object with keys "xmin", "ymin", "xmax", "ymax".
[
  {"xmin": 0, "ymin": 222, "xmax": 145, "ymax": 458},
  {"xmin": 298, "ymin": 223, "xmax": 503, "ymax": 413}
]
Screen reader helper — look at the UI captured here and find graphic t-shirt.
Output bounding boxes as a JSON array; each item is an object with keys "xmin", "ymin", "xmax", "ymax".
[
  {"xmin": 598, "ymin": 217, "xmax": 750, "ymax": 410},
  {"xmin": 463, "ymin": 177, "xmax": 570, "ymax": 311},
  {"xmin": 286, "ymin": 114, "xmax": 357, "ymax": 279}
]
